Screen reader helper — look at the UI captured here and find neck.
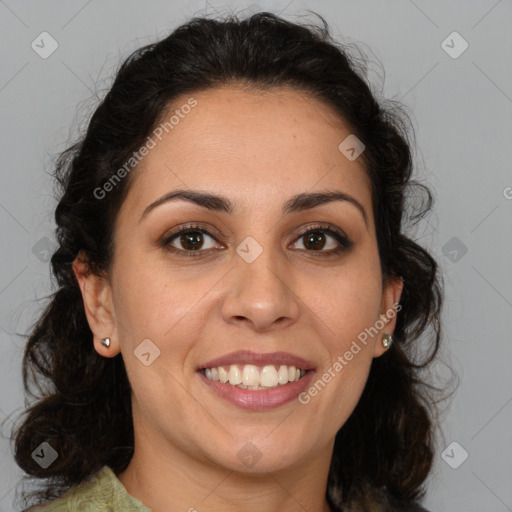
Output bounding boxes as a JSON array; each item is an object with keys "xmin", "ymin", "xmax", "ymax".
[{"xmin": 118, "ymin": 425, "xmax": 334, "ymax": 512}]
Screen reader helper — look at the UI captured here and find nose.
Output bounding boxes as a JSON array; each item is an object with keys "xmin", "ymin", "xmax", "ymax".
[{"xmin": 221, "ymin": 244, "xmax": 300, "ymax": 333}]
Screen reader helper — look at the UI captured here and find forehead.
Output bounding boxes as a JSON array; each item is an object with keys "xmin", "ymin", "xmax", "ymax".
[{"xmin": 120, "ymin": 85, "xmax": 372, "ymax": 220}]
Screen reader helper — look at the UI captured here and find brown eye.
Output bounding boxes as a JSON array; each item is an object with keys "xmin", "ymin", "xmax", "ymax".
[
  {"xmin": 162, "ymin": 225, "xmax": 222, "ymax": 257},
  {"xmin": 161, "ymin": 223, "xmax": 351, "ymax": 259},
  {"xmin": 179, "ymin": 231, "xmax": 206, "ymax": 251},
  {"xmin": 302, "ymin": 231, "xmax": 328, "ymax": 251},
  {"xmin": 291, "ymin": 225, "xmax": 352, "ymax": 255}
]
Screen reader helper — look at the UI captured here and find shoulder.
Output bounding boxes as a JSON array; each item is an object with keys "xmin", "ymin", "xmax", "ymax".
[{"xmin": 23, "ymin": 466, "xmax": 151, "ymax": 512}]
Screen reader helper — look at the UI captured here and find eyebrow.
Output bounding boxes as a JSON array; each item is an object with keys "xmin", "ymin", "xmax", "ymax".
[{"xmin": 139, "ymin": 189, "xmax": 368, "ymax": 226}]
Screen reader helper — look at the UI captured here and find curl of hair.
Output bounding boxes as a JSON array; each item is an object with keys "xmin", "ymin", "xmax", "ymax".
[{"xmin": 11, "ymin": 11, "xmax": 443, "ymax": 511}]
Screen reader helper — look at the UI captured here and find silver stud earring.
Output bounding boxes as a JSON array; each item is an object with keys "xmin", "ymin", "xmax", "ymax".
[
  {"xmin": 100, "ymin": 337, "xmax": 111, "ymax": 348},
  {"xmin": 382, "ymin": 333, "xmax": 393, "ymax": 349}
]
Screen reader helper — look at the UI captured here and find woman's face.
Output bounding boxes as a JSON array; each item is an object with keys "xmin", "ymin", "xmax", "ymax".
[{"xmin": 78, "ymin": 85, "xmax": 402, "ymax": 474}]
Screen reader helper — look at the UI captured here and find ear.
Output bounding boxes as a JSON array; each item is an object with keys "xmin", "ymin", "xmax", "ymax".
[
  {"xmin": 372, "ymin": 276, "xmax": 403, "ymax": 358},
  {"xmin": 72, "ymin": 252, "xmax": 121, "ymax": 358}
]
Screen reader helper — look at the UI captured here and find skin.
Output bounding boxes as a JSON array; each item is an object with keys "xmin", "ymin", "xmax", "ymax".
[{"xmin": 73, "ymin": 85, "xmax": 403, "ymax": 512}]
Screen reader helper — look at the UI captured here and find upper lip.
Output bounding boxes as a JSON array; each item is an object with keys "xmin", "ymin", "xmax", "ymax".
[{"xmin": 197, "ymin": 350, "xmax": 316, "ymax": 371}]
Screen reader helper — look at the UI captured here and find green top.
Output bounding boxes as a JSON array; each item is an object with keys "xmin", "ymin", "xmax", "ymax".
[
  {"xmin": 23, "ymin": 466, "xmax": 429, "ymax": 512},
  {"xmin": 25, "ymin": 466, "xmax": 152, "ymax": 511}
]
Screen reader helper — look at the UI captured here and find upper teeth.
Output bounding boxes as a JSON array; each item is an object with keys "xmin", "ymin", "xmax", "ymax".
[{"xmin": 203, "ymin": 364, "xmax": 306, "ymax": 389}]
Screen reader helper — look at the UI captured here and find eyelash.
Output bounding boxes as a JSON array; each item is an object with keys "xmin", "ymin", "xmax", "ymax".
[{"xmin": 160, "ymin": 223, "xmax": 353, "ymax": 258}]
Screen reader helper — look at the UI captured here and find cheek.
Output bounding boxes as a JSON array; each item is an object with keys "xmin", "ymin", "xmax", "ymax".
[
  {"xmin": 112, "ymin": 255, "xmax": 222, "ymax": 369},
  {"xmin": 112, "ymin": 259, "xmax": 209, "ymax": 427},
  {"xmin": 300, "ymin": 264, "xmax": 382, "ymax": 415},
  {"xmin": 307, "ymin": 264, "xmax": 383, "ymax": 346},
  {"xmin": 112, "ymin": 255, "xmax": 186, "ymax": 333}
]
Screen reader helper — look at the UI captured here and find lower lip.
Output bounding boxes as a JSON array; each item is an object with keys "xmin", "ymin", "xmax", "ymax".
[{"xmin": 198, "ymin": 370, "xmax": 316, "ymax": 410}]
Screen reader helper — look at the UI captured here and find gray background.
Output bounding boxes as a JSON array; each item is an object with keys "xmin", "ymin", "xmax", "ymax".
[{"xmin": 1, "ymin": 1, "xmax": 511, "ymax": 511}]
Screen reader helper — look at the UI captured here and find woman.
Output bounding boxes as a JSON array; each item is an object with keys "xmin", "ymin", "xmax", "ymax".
[{"xmin": 13, "ymin": 11, "xmax": 442, "ymax": 512}]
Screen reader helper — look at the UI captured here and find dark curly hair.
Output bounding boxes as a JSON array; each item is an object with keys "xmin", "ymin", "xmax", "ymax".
[{"xmin": 8, "ymin": 10, "xmax": 444, "ymax": 511}]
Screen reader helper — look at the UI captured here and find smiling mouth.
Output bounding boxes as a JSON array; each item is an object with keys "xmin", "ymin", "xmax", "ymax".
[{"xmin": 201, "ymin": 363, "xmax": 308, "ymax": 390}]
